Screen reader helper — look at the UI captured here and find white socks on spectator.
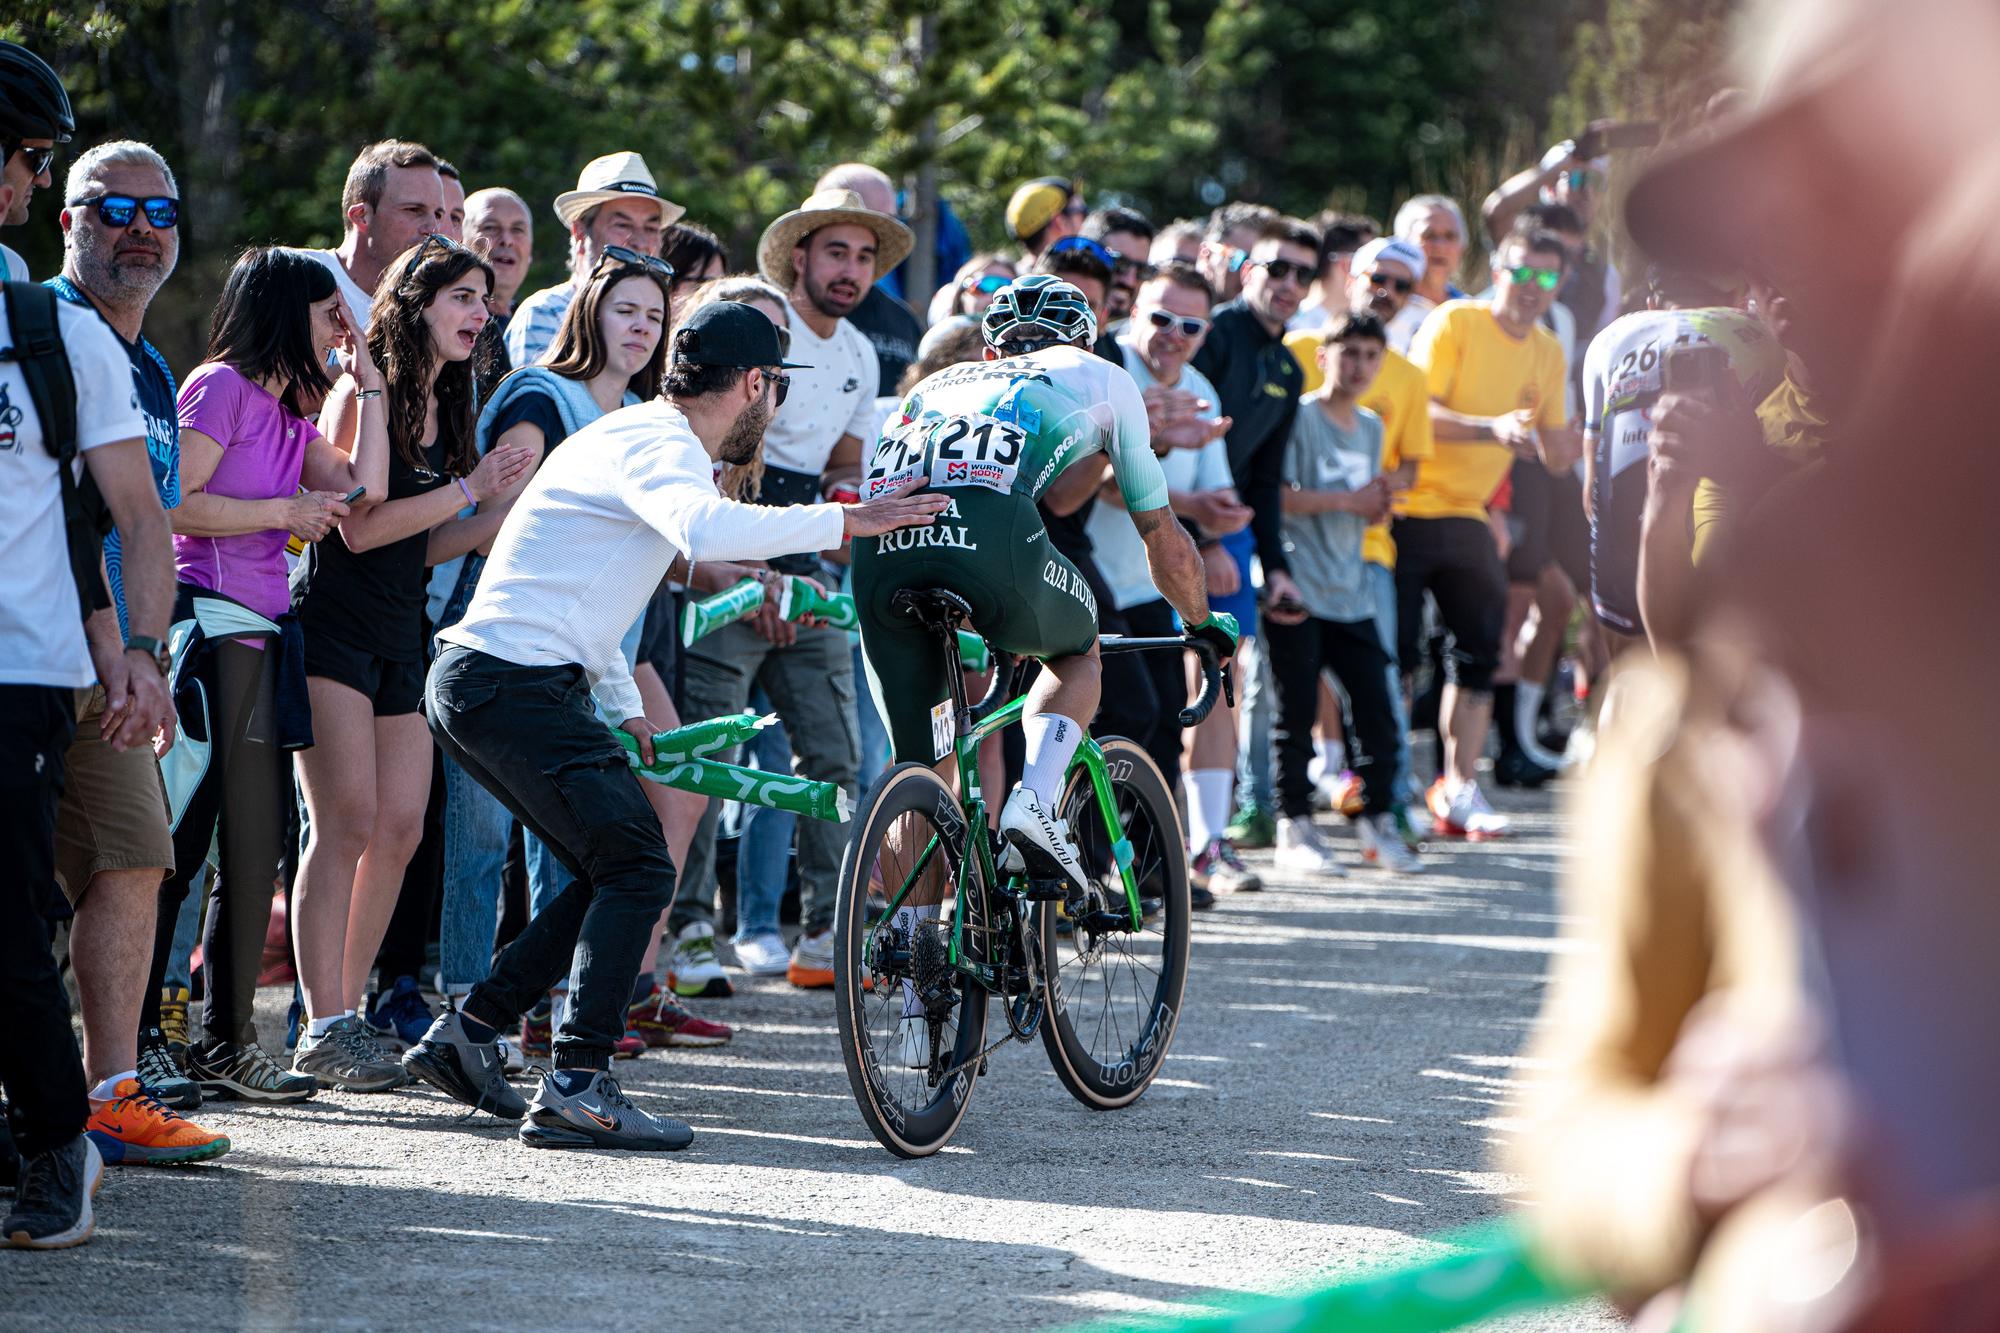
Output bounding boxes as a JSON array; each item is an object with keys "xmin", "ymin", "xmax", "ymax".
[
  {"xmin": 1516, "ymin": 681, "xmax": 1563, "ymax": 768},
  {"xmin": 1182, "ymin": 769, "xmax": 1233, "ymax": 850},
  {"xmin": 90, "ymin": 1070, "xmax": 137, "ymax": 1102},
  {"xmin": 308, "ymin": 1010, "xmax": 354, "ymax": 1039},
  {"xmin": 1312, "ymin": 737, "xmax": 1346, "ymax": 784},
  {"xmin": 1020, "ymin": 714, "xmax": 1084, "ymax": 807}
]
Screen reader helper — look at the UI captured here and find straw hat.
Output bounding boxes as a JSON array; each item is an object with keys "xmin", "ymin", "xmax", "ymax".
[
  {"xmin": 552, "ymin": 151, "xmax": 685, "ymax": 230},
  {"xmin": 757, "ymin": 188, "xmax": 914, "ymax": 291}
]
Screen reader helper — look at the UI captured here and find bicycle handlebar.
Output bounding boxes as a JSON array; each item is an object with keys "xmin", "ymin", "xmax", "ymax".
[
  {"xmin": 1097, "ymin": 634, "xmax": 1236, "ymax": 728},
  {"xmin": 966, "ymin": 649, "xmax": 1017, "ymax": 726}
]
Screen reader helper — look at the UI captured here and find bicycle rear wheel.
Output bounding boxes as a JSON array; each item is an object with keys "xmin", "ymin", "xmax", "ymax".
[
  {"xmin": 1038, "ymin": 737, "xmax": 1191, "ymax": 1109},
  {"xmin": 833, "ymin": 762, "xmax": 990, "ymax": 1157}
]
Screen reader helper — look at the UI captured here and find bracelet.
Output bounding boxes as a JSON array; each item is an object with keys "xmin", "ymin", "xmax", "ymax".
[
  {"xmin": 456, "ymin": 477, "xmax": 476, "ymax": 506},
  {"xmin": 355, "ymin": 388, "xmax": 383, "ymax": 400}
]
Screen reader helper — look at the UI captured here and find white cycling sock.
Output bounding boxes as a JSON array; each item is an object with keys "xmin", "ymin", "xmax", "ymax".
[
  {"xmin": 1313, "ymin": 737, "xmax": 1346, "ymax": 784},
  {"xmin": 1182, "ymin": 769, "xmax": 1233, "ymax": 850},
  {"xmin": 307, "ymin": 1010, "xmax": 353, "ymax": 1039},
  {"xmin": 1019, "ymin": 714, "xmax": 1084, "ymax": 807}
]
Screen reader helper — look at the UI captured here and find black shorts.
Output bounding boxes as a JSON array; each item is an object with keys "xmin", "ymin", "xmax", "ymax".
[
  {"xmin": 1504, "ymin": 462, "xmax": 1589, "ymax": 590},
  {"xmin": 853, "ymin": 487, "xmax": 1099, "ymax": 763},
  {"xmin": 302, "ymin": 630, "xmax": 426, "ymax": 716},
  {"xmin": 1391, "ymin": 515, "xmax": 1505, "ymax": 693}
]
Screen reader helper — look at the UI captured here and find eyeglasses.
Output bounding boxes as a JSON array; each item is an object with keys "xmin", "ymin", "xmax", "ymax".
[
  {"xmin": 401, "ymin": 231, "xmax": 470, "ymax": 278},
  {"xmin": 1047, "ymin": 236, "xmax": 1115, "ymax": 267},
  {"xmin": 1366, "ymin": 272, "xmax": 1414, "ymax": 295},
  {"xmin": 963, "ymin": 273, "xmax": 1012, "ymax": 295},
  {"xmin": 1505, "ymin": 264, "xmax": 1563, "ymax": 292},
  {"xmin": 4, "ymin": 141, "xmax": 56, "ymax": 179},
  {"xmin": 596, "ymin": 244, "xmax": 676, "ymax": 281},
  {"xmin": 70, "ymin": 194, "xmax": 179, "ymax": 230},
  {"xmin": 1251, "ymin": 257, "xmax": 1314, "ymax": 285},
  {"xmin": 1143, "ymin": 308, "xmax": 1209, "ymax": 339}
]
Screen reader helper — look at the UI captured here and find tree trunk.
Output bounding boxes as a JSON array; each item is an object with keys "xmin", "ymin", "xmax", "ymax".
[{"xmin": 904, "ymin": 13, "xmax": 939, "ymax": 311}]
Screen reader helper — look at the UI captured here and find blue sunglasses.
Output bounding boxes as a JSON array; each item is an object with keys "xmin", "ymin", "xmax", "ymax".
[
  {"xmin": 71, "ymin": 194, "xmax": 179, "ymax": 230},
  {"xmin": 1047, "ymin": 236, "xmax": 1116, "ymax": 268}
]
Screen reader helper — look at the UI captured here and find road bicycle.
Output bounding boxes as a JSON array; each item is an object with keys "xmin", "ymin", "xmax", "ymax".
[{"xmin": 833, "ymin": 587, "xmax": 1230, "ymax": 1157}]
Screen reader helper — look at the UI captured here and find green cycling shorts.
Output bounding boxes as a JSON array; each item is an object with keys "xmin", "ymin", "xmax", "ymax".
[{"xmin": 852, "ymin": 487, "xmax": 1098, "ymax": 763}]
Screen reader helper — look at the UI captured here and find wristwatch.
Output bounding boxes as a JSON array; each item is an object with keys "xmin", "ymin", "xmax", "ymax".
[{"xmin": 125, "ymin": 634, "xmax": 171, "ymax": 677}]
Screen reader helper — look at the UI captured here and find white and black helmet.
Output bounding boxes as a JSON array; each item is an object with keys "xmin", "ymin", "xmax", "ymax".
[
  {"xmin": 0, "ymin": 42, "xmax": 72, "ymax": 146},
  {"xmin": 981, "ymin": 273, "xmax": 1098, "ymax": 349}
]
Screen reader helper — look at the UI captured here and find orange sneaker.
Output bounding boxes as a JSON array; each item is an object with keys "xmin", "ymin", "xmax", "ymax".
[
  {"xmin": 1334, "ymin": 772, "xmax": 1366, "ymax": 820},
  {"xmin": 86, "ymin": 1080, "xmax": 231, "ymax": 1166},
  {"xmin": 786, "ymin": 927, "xmax": 836, "ymax": 989}
]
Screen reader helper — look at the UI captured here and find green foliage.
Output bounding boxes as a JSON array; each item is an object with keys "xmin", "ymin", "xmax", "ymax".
[{"xmin": 0, "ymin": 0, "xmax": 1690, "ymax": 366}]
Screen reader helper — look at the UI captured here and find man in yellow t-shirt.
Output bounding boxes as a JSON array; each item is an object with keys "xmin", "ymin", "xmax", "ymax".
[
  {"xmin": 1398, "ymin": 229, "xmax": 1575, "ymax": 839},
  {"xmin": 1286, "ymin": 235, "xmax": 1435, "ymax": 823}
]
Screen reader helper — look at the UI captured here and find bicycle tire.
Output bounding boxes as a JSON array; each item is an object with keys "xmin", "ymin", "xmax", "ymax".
[
  {"xmin": 833, "ymin": 762, "xmax": 990, "ymax": 1157},
  {"xmin": 1038, "ymin": 737, "xmax": 1191, "ymax": 1109}
]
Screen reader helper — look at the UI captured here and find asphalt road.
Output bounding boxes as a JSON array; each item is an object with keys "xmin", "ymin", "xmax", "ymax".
[{"xmin": 3, "ymin": 783, "xmax": 1619, "ymax": 1332}]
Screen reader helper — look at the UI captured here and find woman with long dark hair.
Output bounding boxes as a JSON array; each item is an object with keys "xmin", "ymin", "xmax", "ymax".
[
  {"xmin": 139, "ymin": 246, "xmax": 385, "ymax": 1104},
  {"xmin": 660, "ymin": 221, "xmax": 727, "ymax": 325},
  {"xmin": 288, "ymin": 237, "xmax": 533, "ymax": 1090}
]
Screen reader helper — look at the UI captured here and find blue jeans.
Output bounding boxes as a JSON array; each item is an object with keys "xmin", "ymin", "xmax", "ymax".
[
  {"xmin": 733, "ymin": 705, "xmax": 795, "ymax": 942},
  {"xmin": 1235, "ymin": 632, "xmax": 1276, "ymax": 815},
  {"xmin": 1367, "ymin": 562, "xmax": 1420, "ymax": 804},
  {"xmin": 438, "ymin": 753, "xmax": 511, "ymax": 995}
]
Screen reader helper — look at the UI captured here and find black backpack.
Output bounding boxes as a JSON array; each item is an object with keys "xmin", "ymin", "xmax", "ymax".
[{"xmin": 3, "ymin": 279, "xmax": 110, "ymax": 618}]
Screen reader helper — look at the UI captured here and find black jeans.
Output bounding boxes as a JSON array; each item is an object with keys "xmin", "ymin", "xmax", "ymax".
[
  {"xmin": 426, "ymin": 646, "xmax": 675, "ymax": 1070},
  {"xmin": 1, "ymin": 685, "xmax": 87, "ymax": 1156},
  {"xmin": 1264, "ymin": 615, "xmax": 1399, "ymax": 819},
  {"xmin": 148, "ymin": 635, "xmax": 285, "ymax": 1047},
  {"xmin": 1391, "ymin": 516, "xmax": 1506, "ymax": 693}
]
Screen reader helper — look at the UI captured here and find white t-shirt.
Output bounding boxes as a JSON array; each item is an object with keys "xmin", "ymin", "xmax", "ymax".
[
  {"xmin": 303, "ymin": 249, "xmax": 375, "ymax": 333},
  {"xmin": 1084, "ymin": 343, "xmax": 1234, "ymax": 610},
  {"xmin": 441, "ymin": 399, "xmax": 845, "ymax": 721},
  {"xmin": 1385, "ymin": 294, "xmax": 1436, "ymax": 355},
  {"xmin": 2, "ymin": 243, "xmax": 29, "ymax": 282},
  {"xmin": 1, "ymin": 295, "xmax": 150, "ymax": 687},
  {"xmin": 761, "ymin": 310, "xmax": 878, "ymax": 476}
]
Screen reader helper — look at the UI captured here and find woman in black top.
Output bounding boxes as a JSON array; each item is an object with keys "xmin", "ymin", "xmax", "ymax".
[{"xmin": 289, "ymin": 236, "xmax": 533, "ymax": 1087}]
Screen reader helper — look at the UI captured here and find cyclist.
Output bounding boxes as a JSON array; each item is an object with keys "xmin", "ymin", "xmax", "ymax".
[{"xmin": 852, "ymin": 274, "xmax": 1238, "ymax": 888}]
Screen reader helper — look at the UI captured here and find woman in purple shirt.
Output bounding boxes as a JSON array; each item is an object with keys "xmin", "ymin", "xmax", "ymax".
[{"xmin": 141, "ymin": 247, "xmax": 387, "ymax": 1104}]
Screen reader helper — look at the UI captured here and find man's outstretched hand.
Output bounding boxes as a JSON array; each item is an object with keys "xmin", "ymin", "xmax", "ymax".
[{"xmin": 841, "ymin": 477, "xmax": 952, "ymax": 538}]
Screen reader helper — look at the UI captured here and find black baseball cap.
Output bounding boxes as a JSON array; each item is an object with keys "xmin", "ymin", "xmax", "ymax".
[{"xmin": 671, "ymin": 301, "xmax": 810, "ymax": 370}]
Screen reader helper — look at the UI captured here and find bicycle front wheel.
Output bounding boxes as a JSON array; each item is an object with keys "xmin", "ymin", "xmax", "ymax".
[
  {"xmin": 833, "ymin": 762, "xmax": 990, "ymax": 1157},
  {"xmin": 1039, "ymin": 737, "xmax": 1191, "ymax": 1109}
]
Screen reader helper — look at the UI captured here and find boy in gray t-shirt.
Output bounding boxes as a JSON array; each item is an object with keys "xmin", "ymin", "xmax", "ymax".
[{"xmin": 1269, "ymin": 312, "xmax": 1421, "ymax": 874}]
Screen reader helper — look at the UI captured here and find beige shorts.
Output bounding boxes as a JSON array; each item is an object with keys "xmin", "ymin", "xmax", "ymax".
[{"xmin": 55, "ymin": 685, "xmax": 175, "ymax": 904}]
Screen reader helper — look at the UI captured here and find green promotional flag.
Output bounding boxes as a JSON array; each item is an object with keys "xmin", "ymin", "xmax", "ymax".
[
  {"xmin": 681, "ymin": 577, "xmax": 766, "ymax": 646},
  {"xmin": 613, "ymin": 724, "xmax": 851, "ymax": 822},
  {"xmin": 779, "ymin": 576, "xmax": 859, "ymax": 631}
]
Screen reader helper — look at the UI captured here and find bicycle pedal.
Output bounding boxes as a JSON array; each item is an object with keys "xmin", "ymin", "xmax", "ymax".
[{"xmin": 1021, "ymin": 877, "xmax": 1067, "ymax": 901}]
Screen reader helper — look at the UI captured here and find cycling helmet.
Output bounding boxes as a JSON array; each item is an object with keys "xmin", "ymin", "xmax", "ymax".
[
  {"xmin": 0, "ymin": 42, "xmax": 73, "ymax": 145},
  {"xmin": 981, "ymin": 273, "xmax": 1098, "ymax": 349}
]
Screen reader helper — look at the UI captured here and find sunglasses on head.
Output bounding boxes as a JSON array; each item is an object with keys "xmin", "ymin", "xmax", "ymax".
[
  {"xmin": 1252, "ymin": 257, "xmax": 1314, "ymax": 285},
  {"xmin": 401, "ymin": 231, "xmax": 471, "ymax": 277},
  {"xmin": 5, "ymin": 141, "xmax": 55, "ymax": 179},
  {"xmin": 71, "ymin": 194, "xmax": 179, "ymax": 230},
  {"xmin": 1047, "ymin": 236, "xmax": 1115, "ymax": 267},
  {"xmin": 1143, "ymin": 308, "xmax": 1209, "ymax": 339},
  {"xmin": 1366, "ymin": 272, "xmax": 1414, "ymax": 295},
  {"xmin": 597, "ymin": 244, "xmax": 676, "ymax": 281},
  {"xmin": 964, "ymin": 273, "xmax": 1012, "ymax": 295},
  {"xmin": 1506, "ymin": 264, "xmax": 1563, "ymax": 292}
]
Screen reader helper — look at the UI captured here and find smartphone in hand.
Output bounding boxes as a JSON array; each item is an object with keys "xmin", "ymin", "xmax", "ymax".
[{"xmin": 341, "ymin": 486, "xmax": 366, "ymax": 504}]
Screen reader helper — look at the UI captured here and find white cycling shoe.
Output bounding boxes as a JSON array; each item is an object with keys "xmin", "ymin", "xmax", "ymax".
[{"xmin": 998, "ymin": 787, "xmax": 1089, "ymax": 892}]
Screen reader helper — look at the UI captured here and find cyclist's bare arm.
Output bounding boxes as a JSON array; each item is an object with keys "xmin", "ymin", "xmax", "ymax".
[{"xmin": 1132, "ymin": 505, "xmax": 1209, "ymax": 629}]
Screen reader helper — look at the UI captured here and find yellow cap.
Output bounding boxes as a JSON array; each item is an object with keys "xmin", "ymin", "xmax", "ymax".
[{"xmin": 1005, "ymin": 177, "xmax": 1074, "ymax": 242}]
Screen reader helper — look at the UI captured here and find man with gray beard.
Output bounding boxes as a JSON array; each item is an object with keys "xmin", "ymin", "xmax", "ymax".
[{"xmin": 47, "ymin": 140, "xmax": 225, "ymax": 1160}]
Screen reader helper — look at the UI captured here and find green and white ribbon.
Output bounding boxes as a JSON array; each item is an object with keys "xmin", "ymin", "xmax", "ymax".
[{"xmin": 612, "ymin": 718, "xmax": 851, "ymax": 822}]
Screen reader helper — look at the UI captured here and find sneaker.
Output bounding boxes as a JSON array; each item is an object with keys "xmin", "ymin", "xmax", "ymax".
[
  {"xmin": 401, "ymin": 1011, "xmax": 528, "ymax": 1120},
  {"xmin": 1273, "ymin": 816, "xmax": 1344, "ymax": 876},
  {"xmin": 520, "ymin": 1005, "xmax": 553, "ymax": 1062},
  {"xmin": 732, "ymin": 931, "xmax": 791, "ymax": 977},
  {"xmin": 1493, "ymin": 747, "xmax": 1556, "ymax": 789},
  {"xmin": 1357, "ymin": 813, "xmax": 1426, "ymax": 874},
  {"xmin": 158, "ymin": 986, "xmax": 192, "ymax": 1053},
  {"xmin": 292, "ymin": 1017, "xmax": 407, "ymax": 1092},
  {"xmin": 188, "ymin": 1039, "xmax": 317, "ymax": 1103},
  {"xmin": 1432, "ymin": 778, "xmax": 1509, "ymax": 840},
  {"xmin": 787, "ymin": 927, "xmax": 837, "ymax": 989},
  {"xmin": 997, "ymin": 787, "xmax": 1088, "ymax": 891},
  {"xmin": 898, "ymin": 1016, "xmax": 932, "ymax": 1070},
  {"xmin": 1392, "ymin": 802, "xmax": 1429, "ymax": 852},
  {"xmin": 667, "ymin": 922, "xmax": 733, "ymax": 999},
  {"xmin": 520, "ymin": 1070, "xmax": 694, "ymax": 1152},
  {"xmin": 1192, "ymin": 839, "xmax": 1262, "ymax": 894},
  {"xmin": 614, "ymin": 1030, "xmax": 647, "ymax": 1060},
  {"xmin": 498, "ymin": 1036, "xmax": 524, "ymax": 1076},
  {"xmin": 86, "ymin": 1080, "xmax": 231, "ymax": 1166},
  {"xmin": 3, "ymin": 1135, "xmax": 101, "ymax": 1250},
  {"xmin": 136, "ymin": 1027, "xmax": 201, "ymax": 1111},
  {"xmin": 1190, "ymin": 883, "xmax": 1217, "ymax": 911},
  {"xmin": 629, "ymin": 986, "xmax": 732, "ymax": 1048},
  {"xmin": 364, "ymin": 975, "xmax": 434, "ymax": 1051},
  {"xmin": 1223, "ymin": 806, "xmax": 1276, "ymax": 850}
]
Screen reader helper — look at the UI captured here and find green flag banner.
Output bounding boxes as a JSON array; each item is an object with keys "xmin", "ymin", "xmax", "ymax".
[
  {"xmin": 613, "ymin": 724, "xmax": 851, "ymax": 822},
  {"xmin": 1061, "ymin": 1222, "xmax": 1586, "ymax": 1333},
  {"xmin": 681, "ymin": 577, "xmax": 766, "ymax": 646},
  {"xmin": 682, "ymin": 578, "xmax": 990, "ymax": 670}
]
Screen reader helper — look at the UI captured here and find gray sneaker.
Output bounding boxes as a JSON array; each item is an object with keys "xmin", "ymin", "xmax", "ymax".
[
  {"xmin": 519, "ymin": 1070, "xmax": 693, "ymax": 1152},
  {"xmin": 293, "ymin": 1016, "xmax": 407, "ymax": 1092},
  {"xmin": 187, "ymin": 1040, "xmax": 317, "ymax": 1103},
  {"xmin": 402, "ymin": 1011, "xmax": 527, "ymax": 1120}
]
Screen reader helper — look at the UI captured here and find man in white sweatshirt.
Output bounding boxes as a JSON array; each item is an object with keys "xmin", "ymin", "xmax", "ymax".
[{"xmin": 402, "ymin": 301, "xmax": 947, "ymax": 1151}]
